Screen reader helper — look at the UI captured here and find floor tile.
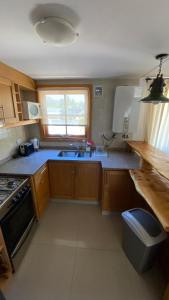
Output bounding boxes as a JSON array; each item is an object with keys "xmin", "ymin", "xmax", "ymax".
[
  {"xmin": 76, "ymin": 207, "xmax": 123, "ymax": 250},
  {"xmin": 70, "ymin": 248, "xmax": 164, "ymax": 300},
  {"xmin": 4, "ymin": 243, "xmax": 76, "ymax": 300},
  {"xmin": 33, "ymin": 203, "xmax": 79, "ymax": 247},
  {"xmin": 3, "ymin": 202, "xmax": 165, "ymax": 300}
]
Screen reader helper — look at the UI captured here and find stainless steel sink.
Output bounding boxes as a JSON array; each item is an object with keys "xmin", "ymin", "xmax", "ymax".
[
  {"xmin": 77, "ymin": 151, "xmax": 92, "ymax": 158},
  {"xmin": 58, "ymin": 150, "xmax": 78, "ymax": 157},
  {"xmin": 58, "ymin": 150, "xmax": 93, "ymax": 158}
]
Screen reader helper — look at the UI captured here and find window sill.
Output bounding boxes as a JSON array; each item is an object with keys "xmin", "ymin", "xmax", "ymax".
[{"xmin": 41, "ymin": 136, "xmax": 87, "ymax": 142}]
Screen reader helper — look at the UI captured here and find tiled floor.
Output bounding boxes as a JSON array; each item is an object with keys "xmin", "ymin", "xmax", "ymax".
[{"xmin": 4, "ymin": 202, "xmax": 165, "ymax": 300}]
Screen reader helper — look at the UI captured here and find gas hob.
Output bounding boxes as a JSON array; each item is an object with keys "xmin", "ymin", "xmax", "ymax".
[{"xmin": 0, "ymin": 177, "xmax": 27, "ymax": 205}]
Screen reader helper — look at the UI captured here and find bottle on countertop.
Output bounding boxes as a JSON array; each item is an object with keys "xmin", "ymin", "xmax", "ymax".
[{"xmin": 86, "ymin": 140, "xmax": 95, "ymax": 152}]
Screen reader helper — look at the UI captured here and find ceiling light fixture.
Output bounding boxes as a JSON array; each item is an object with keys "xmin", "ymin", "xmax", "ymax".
[
  {"xmin": 35, "ymin": 17, "xmax": 79, "ymax": 46},
  {"xmin": 140, "ymin": 53, "xmax": 169, "ymax": 104}
]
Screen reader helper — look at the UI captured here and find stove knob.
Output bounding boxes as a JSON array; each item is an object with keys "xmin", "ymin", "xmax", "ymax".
[
  {"xmin": 12, "ymin": 196, "xmax": 18, "ymax": 203},
  {"xmin": 24, "ymin": 186, "xmax": 28, "ymax": 192}
]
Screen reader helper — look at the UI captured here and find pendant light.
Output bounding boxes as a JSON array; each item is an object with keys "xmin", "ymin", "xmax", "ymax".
[{"xmin": 140, "ymin": 53, "xmax": 169, "ymax": 104}]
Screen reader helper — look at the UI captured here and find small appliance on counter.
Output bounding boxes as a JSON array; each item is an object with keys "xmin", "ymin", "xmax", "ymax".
[
  {"xmin": 30, "ymin": 138, "xmax": 40, "ymax": 151},
  {"xmin": 19, "ymin": 142, "xmax": 34, "ymax": 156}
]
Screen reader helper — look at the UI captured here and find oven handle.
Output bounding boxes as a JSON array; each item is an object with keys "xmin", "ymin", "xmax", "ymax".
[{"xmin": 1, "ymin": 187, "xmax": 32, "ymax": 224}]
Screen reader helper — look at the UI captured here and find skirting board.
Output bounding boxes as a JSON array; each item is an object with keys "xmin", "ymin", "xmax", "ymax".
[
  {"xmin": 51, "ymin": 198, "xmax": 99, "ymax": 205},
  {"xmin": 102, "ymin": 210, "xmax": 122, "ymax": 216}
]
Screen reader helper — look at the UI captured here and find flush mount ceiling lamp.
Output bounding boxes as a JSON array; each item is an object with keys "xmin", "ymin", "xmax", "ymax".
[
  {"xmin": 140, "ymin": 53, "xmax": 169, "ymax": 104},
  {"xmin": 35, "ymin": 17, "xmax": 79, "ymax": 46}
]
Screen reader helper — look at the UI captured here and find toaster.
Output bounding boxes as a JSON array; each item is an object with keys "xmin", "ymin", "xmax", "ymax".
[{"xmin": 19, "ymin": 143, "xmax": 34, "ymax": 156}]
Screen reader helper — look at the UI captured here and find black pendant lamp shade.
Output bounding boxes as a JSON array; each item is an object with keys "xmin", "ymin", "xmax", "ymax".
[{"xmin": 140, "ymin": 54, "xmax": 169, "ymax": 104}]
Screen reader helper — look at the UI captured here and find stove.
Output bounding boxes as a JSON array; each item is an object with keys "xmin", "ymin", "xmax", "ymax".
[
  {"xmin": 0, "ymin": 177, "xmax": 26, "ymax": 205},
  {"xmin": 0, "ymin": 175, "xmax": 37, "ymax": 271}
]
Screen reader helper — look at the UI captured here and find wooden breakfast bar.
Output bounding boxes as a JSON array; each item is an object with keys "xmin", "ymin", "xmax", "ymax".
[{"xmin": 127, "ymin": 141, "xmax": 169, "ymax": 300}]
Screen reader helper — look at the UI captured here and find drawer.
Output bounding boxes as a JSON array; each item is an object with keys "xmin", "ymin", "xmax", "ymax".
[{"xmin": 34, "ymin": 164, "xmax": 48, "ymax": 191}]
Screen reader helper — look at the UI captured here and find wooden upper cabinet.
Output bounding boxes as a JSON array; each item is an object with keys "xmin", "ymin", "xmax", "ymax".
[
  {"xmin": 0, "ymin": 61, "xmax": 36, "ymax": 90},
  {"xmin": 75, "ymin": 162, "xmax": 101, "ymax": 201},
  {"xmin": 48, "ymin": 161, "xmax": 75, "ymax": 199},
  {"xmin": 32, "ymin": 164, "xmax": 50, "ymax": 218},
  {"xmin": 0, "ymin": 79, "xmax": 17, "ymax": 124},
  {"xmin": 102, "ymin": 170, "xmax": 134, "ymax": 212}
]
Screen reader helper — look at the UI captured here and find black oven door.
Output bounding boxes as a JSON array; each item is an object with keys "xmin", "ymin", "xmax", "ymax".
[{"xmin": 1, "ymin": 187, "xmax": 35, "ymax": 258}]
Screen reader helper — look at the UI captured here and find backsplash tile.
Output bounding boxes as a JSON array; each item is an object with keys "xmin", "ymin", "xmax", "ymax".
[{"xmin": 0, "ymin": 126, "xmax": 28, "ymax": 162}]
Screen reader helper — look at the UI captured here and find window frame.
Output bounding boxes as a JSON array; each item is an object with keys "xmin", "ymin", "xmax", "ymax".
[{"xmin": 37, "ymin": 84, "xmax": 92, "ymax": 141}]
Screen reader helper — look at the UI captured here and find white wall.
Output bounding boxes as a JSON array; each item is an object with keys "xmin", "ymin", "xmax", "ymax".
[{"xmin": 29, "ymin": 79, "xmax": 116, "ymax": 145}]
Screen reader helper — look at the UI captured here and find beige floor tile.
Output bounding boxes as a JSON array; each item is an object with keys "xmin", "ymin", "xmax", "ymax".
[
  {"xmin": 3, "ymin": 203, "xmax": 164, "ymax": 300},
  {"xmin": 76, "ymin": 207, "xmax": 123, "ymax": 250},
  {"xmin": 33, "ymin": 203, "xmax": 79, "ymax": 247},
  {"xmin": 70, "ymin": 248, "xmax": 164, "ymax": 300},
  {"xmin": 4, "ymin": 243, "xmax": 76, "ymax": 300}
]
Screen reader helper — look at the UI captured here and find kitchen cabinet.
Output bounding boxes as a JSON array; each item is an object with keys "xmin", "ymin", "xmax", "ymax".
[
  {"xmin": 49, "ymin": 161, "xmax": 75, "ymax": 199},
  {"xmin": 0, "ymin": 78, "xmax": 17, "ymax": 124},
  {"xmin": 32, "ymin": 163, "xmax": 50, "ymax": 218},
  {"xmin": 102, "ymin": 170, "xmax": 134, "ymax": 212},
  {"xmin": 0, "ymin": 61, "xmax": 36, "ymax": 90},
  {"xmin": 48, "ymin": 161, "xmax": 101, "ymax": 201},
  {"xmin": 74, "ymin": 162, "xmax": 101, "ymax": 201}
]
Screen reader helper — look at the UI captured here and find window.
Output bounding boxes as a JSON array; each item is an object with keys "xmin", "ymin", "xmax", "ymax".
[
  {"xmin": 143, "ymin": 79, "xmax": 169, "ymax": 153},
  {"xmin": 38, "ymin": 86, "xmax": 91, "ymax": 140}
]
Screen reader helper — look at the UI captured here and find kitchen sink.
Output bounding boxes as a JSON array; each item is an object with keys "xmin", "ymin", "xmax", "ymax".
[
  {"xmin": 58, "ymin": 150, "xmax": 93, "ymax": 158},
  {"xmin": 58, "ymin": 150, "xmax": 78, "ymax": 157},
  {"xmin": 77, "ymin": 151, "xmax": 92, "ymax": 158}
]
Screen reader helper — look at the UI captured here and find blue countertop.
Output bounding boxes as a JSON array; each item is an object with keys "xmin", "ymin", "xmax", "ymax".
[{"xmin": 0, "ymin": 149, "xmax": 141, "ymax": 176}]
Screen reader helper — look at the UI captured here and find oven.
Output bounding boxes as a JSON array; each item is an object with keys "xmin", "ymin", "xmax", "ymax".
[{"xmin": 0, "ymin": 180, "xmax": 37, "ymax": 271}]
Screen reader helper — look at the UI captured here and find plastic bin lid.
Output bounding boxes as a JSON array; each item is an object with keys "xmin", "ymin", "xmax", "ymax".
[{"xmin": 121, "ymin": 208, "xmax": 167, "ymax": 247}]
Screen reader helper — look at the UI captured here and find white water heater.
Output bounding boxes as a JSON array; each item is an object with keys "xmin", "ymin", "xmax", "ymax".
[{"xmin": 112, "ymin": 86, "xmax": 142, "ymax": 138}]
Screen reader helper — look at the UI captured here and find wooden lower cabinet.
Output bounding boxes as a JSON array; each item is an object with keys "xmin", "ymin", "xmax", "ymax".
[
  {"xmin": 48, "ymin": 161, "xmax": 75, "ymax": 199},
  {"xmin": 102, "ymin": 170, "xmax": 134, "ymax": 212},
  {"xmin": 48, "ymin": 161, "xmax": 101, "ymax": 201},
  {"xmin": 32, "ymin": 163, "xmax": 50, "ymax": 218},
  {"xmin": 74, "ymin": 162, "xmax": 101, "ymax": 201}
]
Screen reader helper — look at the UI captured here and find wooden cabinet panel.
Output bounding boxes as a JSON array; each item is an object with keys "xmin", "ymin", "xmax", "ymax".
[
  {"xmin": 102, "ymin": 170, "xmax": 134, "ymax": 212},
  {"xmin": 48, "ymin": 161, "xmax": 75, "ymax": 199},
  {"xmin": 32, "ymin": 164, "xmax": 50, "ymax": 218},
  {"xmin": 75, "ymin": 162, "xmax": 100, "ymax": 201},
  {"xmin": 48, "ymin": 161, "xmax": 101, "ymax": 201},
  {"xmin": 0, "ymin": 82, "xmax": 16, "ymax": 123}
]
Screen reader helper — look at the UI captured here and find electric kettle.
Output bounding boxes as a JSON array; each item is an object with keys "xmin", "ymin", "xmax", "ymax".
[{"xmin": 30, "ymin": 138, "xmax": 40, "ymax": 151}]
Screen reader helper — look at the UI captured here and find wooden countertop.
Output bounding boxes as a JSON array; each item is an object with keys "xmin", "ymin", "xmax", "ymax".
[
  {"xmin": 127, "ymin": 141, "xmax": 169, "ymax": 231},
  {"xmin": 130, "ymin": 168, "xmax": 169, "ymax": 232},
  {"xmin": 127, "ymin": 141, "xmax": 169, "ymax": 181}
]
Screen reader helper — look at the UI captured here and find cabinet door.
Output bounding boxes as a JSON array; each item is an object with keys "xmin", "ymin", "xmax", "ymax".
[
  {"xmin": 0, "ymin": 80, "xmax": 16, "ymax": 123},
  {"xmin": 48, "ymin": 161, "xmax": 75, "ymax": 199},
  {"xmin": 102, "ymin": 170, "xmax": 134, "ymax": 211},
  {"xmin": 33, "ymin": 164, "xmax": 50, "ymax": 218},
  {"xmin": 75, "ymin": 162, "xmax": 100, "ymax": 201}
]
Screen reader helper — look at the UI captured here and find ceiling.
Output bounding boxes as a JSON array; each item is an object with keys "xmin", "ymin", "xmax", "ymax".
[{"xmin": 1, "ymin": 0, "xmax": 169, "ymax": 79}]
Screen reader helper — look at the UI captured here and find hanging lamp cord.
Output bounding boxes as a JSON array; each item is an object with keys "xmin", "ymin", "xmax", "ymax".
[
  {"xmin": 142, "ymin": 56, "xmax": 169, "ymax": 79},
  {"xmin": 158, "ymin": 57, "xmax": 163, "ymax": 76}
]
